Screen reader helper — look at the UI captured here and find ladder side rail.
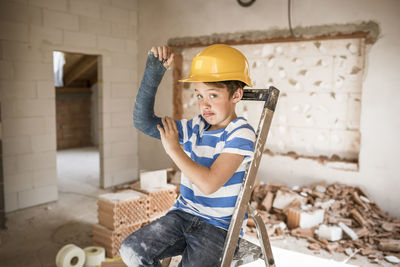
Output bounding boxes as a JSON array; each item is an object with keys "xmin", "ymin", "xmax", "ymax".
[
  {"xmin": 220, "ymin": 87, "xmax": 279, "ymax": 267},
  {"xmin": 220, "ymin": 107, "xmax": 268, "ymax": 267},
  {"xmin": 248, "ymin": 206, "xmax": 275, "ymax": 267}
]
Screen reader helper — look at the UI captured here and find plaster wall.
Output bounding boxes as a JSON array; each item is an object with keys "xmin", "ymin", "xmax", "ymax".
[
  {"xmin": 91, "ymin": 82, "xmax": 99, "ymax": 147},
  {"xmin": 0, "ymin": 0, "xmax": 139, "ymax": 211},
  {"xmin": 179, "ymin": 39, "xmax": 364, "ymax": 163},
  {"xmin": 137, "ymin": 0, "xmax": 400, "ymax": 217}
]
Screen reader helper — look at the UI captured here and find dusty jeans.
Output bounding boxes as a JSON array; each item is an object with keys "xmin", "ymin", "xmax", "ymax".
[{"xmin": 119, "ymin": 210, "xmax": 230, "ymax": 267}]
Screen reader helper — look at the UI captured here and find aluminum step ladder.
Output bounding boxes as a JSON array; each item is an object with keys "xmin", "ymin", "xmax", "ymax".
[
  {"xmin": 220, "ymin": 86, "xmax": 280, "ymax": 267},
  {"xmin": 161, "ymin": 87, "xmax": 279, "ymax": 267}
]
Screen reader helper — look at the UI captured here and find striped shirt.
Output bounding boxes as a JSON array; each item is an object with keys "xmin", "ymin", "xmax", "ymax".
[{"xmin": 171, "ymin": 115, "xmax": 256, "ymax": 234}]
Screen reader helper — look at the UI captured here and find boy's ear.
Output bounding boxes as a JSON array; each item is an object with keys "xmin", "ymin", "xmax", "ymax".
[{"xmin": 232, "ymin": 88, "xmax": 243, "ymax": 103}]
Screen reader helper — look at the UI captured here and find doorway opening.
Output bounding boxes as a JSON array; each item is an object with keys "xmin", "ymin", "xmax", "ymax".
[{"xmin": 53, "ymin": 51, "xmax": 101, "ymax": 194}]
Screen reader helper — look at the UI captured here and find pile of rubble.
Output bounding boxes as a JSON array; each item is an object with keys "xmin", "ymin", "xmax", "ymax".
[{"xmin": 247, "ymin": 181, "xmax": 400, "ymax": 265}]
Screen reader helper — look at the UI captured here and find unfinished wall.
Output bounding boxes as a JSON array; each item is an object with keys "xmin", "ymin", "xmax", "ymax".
[
  {"xmin": 179, "ymin": 39, "xmax": 364, "ymax": 166},
  {"xmin": 137, "ymin": 0, "xmax": 400, "ymax": 217},
  {"xmin": 0, "ymin": 0, "xmax": 139, "ymax": 212}
]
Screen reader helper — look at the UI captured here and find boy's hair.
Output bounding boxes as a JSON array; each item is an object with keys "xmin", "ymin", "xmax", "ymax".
[{"xmin": 204, "ymin": 80, "xmax": 246, "ymax": 98}]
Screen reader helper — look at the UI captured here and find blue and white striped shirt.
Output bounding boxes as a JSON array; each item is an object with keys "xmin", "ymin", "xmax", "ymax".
[{"xmin": 171, "ymin": 115, "xmax": 256, "ymax": 234}]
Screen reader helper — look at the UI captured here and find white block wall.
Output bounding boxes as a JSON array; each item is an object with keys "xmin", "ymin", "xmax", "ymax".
[
  {"xmin": 137, "ymin": 0, "xmax": 400, "ymax": 218},
  {"xmin": 0, "ymin": 0, "xmax": 139, "ymax": 212}
]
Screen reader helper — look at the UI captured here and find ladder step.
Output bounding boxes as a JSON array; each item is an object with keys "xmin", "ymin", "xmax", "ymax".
[{"xmin": 231, "ymin": 238, "xmax": 263, "ymax": 267}]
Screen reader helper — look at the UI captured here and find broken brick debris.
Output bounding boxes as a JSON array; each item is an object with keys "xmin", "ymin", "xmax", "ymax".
[
  {"xmin": 272, "ymin": 190, "xmax": 306, "ymax": 210},
  {"xmin": 247, "ymin": 181, "xmax": 400, "ymax": 264},
  {"xmin": 378, "ymin": 239, "xmax": 400, "ymax": 252},
  {"xmin": 291, "ymin": 227, "xmax": 315, "ymax": 239},
  {"xmin": 350, "ymin": 208, "xmax": 368, "ymax": 227},
  {"xmin": 338, "ymin": 222, "xmax": 358, "ymax": 241},
  {"xmin": 261, "ymin": 191, "xmax": 274, "ymax": 212},
  {"xmin": 384, "ymin": 255, "xmax": 400, "ymax": 264},
  {"xmin": 308, "ymin": 243, "xmax": 321, "ymax": 250},
  {"xmin": 286, "ymin": 207, "xmax": 324, "ymax": 229},
  {"xmin": 315, "ymin": 224, "xmax": 342, "ymax": 242},
  {"xmin": 247, "ymin": 217, "xmax": 256, "ymax": 228}
]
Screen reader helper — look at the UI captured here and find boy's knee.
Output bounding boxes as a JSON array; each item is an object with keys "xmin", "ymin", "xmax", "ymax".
[{"xmin": 120, "ymin": 240, "xmax": 142, "ymax": 267}]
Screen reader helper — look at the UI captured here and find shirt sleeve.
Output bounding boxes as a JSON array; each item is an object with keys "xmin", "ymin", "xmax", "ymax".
[
  {"xmin": 175, "ymin": 118, "xmax": 193, "ymax": 145},
  {"xmin": 221, "ymin": 124, "xmax": 256, "ymax": 163}
]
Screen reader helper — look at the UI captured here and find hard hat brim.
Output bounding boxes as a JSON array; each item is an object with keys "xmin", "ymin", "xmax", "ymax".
[{"xmin": 179, "ymin": 74, "xmax": 252, "ymax": 87}]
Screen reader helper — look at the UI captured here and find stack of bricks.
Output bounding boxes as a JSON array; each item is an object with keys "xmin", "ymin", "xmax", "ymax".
[
  {"xmin": 93, "ymin": 190, "xmax": 150, "ymax": 257},
  {"xmin": 93, "ymin": 185, "xmax": 178, "ymax": 257},
  {"xmin": 130, "ymin": 183, "xmax": 178, "ymax": 221}
]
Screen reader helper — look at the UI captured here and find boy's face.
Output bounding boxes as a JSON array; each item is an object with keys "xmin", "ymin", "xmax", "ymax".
[{"xmin": 194, "ymin": 82, "xmax": 242, "ymax": 130}]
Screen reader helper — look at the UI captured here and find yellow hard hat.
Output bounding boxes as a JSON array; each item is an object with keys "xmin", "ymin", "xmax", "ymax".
[{"xmin": 179, "ymin": 44, "xmax": 252, "ymax": 87}]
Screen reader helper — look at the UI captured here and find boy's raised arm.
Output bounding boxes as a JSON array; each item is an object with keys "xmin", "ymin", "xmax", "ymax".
[{"xmin": 133, "ymin": 46, "xmax": 174, "ymax": 139}]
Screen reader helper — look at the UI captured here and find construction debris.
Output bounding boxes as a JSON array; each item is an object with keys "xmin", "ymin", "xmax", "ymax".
[
  {"xmin": 378, "ymin": 239, "xmax": 400, "ymax": 252},
  {"xmin": 286, "ymin": 208, "xmax": 324, "ymax": 229},
  {"xmin": 248, "ymin": 181, "xmax": 400, "ymax": 264},
  {"xmin": 315, "ymin": 224, "xmax": 342, "ymax": 242},
  {"xmin": 272, "ymin": 190, "xmax": 306, "ymax": 210},
  {"xmin": 384, "ymin": 255, "xmax": 400, "ymax": 264},
  {"xmin": 338, "ymin": 222, "xmax": 358, "ymax": 240}
]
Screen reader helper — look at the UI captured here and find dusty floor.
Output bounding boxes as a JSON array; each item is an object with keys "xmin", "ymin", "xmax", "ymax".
[{"xmin": 0, "ymin": 147, "xmax": 394, "ymax": 266}]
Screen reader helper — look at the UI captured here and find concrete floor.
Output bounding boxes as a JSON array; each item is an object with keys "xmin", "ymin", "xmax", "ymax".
[
  {"xmin": 0, "ymin": 147, "xmax": 110, "ymax": 267},
  {"xmin": 0, "ymin": 147, "xmax": 393, "ymax": 266}
]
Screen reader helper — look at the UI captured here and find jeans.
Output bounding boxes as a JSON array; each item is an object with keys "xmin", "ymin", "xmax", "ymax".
[{"xmin": 120, "ymin": 210, "xmax": 236, "ymax": 267}]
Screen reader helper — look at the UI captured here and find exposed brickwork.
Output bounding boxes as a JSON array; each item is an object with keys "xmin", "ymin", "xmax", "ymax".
[{"xmin": 56, "ymin": 94, "xmax": 92, "ymax": 149}]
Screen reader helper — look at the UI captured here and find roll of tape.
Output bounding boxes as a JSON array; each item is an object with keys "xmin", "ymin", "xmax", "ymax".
[
  {"xmin": 56, "ymin": 244, "xmax": 85, "ymax": 267},
  {"xmin": 83, "ymin": 246, "xmax": 106, "ymax": 266}
]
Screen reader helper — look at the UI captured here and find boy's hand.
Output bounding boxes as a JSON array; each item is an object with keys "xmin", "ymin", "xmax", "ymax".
[
  {"xmin": 150, "ymin": 46, "xmax": 175, "ymax": 68},
  {"xmin": 157, "ymin": 116, "xmax": 181, "ymax": 155}
]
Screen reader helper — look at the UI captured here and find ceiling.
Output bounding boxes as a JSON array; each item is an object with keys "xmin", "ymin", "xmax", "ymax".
[{"xmin": 61, "ymin": 53, "xmax": 98, "ymax": 88}]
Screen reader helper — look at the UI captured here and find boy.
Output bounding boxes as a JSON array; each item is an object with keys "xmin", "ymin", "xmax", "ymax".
[{"xmin": 120, "ymin": 44, "xmax": 256, "ymax": 266}]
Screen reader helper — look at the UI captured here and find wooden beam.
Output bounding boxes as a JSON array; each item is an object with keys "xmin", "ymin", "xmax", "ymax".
[
  {"xmin": 63, "ymin": 54, "xmax": 84, "ymax": 75},
  {"xmin": 169, "ymin": 32, "xmax": 371, "ymax": 49},
  {"xmin": 64, "ymin": 56, "xmax": 97, "ymax": 87},
  {"xmin": 167, "ymin": 21, "xmax": 379, "ymax": 49}
]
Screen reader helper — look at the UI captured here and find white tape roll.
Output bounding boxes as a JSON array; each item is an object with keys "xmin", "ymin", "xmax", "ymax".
[
  {"xmin": 56, "ymin": 244, "xmax": 85, "ymax": 267},
  {"xmin": 83, "ymin": 246, "xmax": 106, "ymax": 266}
]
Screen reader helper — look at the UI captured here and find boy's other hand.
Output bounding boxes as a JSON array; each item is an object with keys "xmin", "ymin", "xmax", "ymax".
[
  {"xmin": 157, "ymin": 116, "xmax": 180, "ymax": 155},
  {"xmin": 150, "ymin": 46, "xmax": 175, "ymax": 68}
]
